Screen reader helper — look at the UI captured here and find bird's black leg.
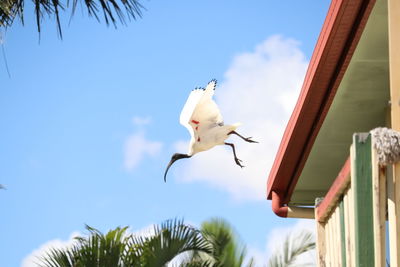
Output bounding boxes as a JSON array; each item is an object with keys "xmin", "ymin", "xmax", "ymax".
[
  {"xmin": 228, "ymin": 131, "xmax": 258, "ymax": 143},
  {"xmin": 225, "ymin": 142, "xmax": 244, "ymax": 168}
]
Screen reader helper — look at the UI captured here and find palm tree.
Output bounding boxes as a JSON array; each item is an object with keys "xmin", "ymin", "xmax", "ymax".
[
  {"xmin": 38, "ymin": 219, "xmax": 212, "ymax": 267},
  {"xmin": 0, "ymin": 0, "xmax": 144, "ymax": 38},
  {"xmin": 267, "ymin": 230, "xmax": 315, "ymax": 267},
  {"xmin": 39, "ymin": 225, "xmax": 131, "ymax": 266},
  {"xmin": 184, "ymin": 218, "xmax": 254, "ymax": 267},
  {"xmin": 37, "ymin": 218, "xmax": 316, "ymax": 267}
]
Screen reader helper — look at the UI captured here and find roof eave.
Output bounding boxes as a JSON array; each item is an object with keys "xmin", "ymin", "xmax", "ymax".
[{"xmin": 266, "ymin": 0, "xmax": 376, "ymax": 203}]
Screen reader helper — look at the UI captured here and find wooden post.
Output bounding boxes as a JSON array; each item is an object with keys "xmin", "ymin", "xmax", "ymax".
[
  {"xmin": 335, "ymin": 208, "xmax": 341, "ymax": 266},
  {"xmin": 316, "ymin": 208, "xmax": 326, "ymax": 267},
  {"xmin": 388, "ymin": 0, "xmax": 400, "ymax": 265},
  {"xmin": 331, "ymin": 210, "xmax": 337, "ymax": 266},
  {"xmin": 326, "ymin": 218, "xmax": 332, "ymax": 266},
  {"xmin": 329, "ymin": 217, "xmax": 334, "ymax": 266},
  {"xmin": 388, "ymin": 0, "xmax": 400, "ymax": 130},
  {"xmin": 388, "ymin": 164, "xmax": 399, "ymax": 267},
  {"xmin": 349, "ymin": 145, "xmax": 356, "ymax": 267},
  {"xmin": 339, "ymin": 200, "xmax": 347, "ymax": 267},
  {"xmin": 344, "ymin": 190, "xmax": 353, "ymax": 267},
  {"xmin": 371, "ymin": 141, "xmax": 387, "ymax": 267},
  {"xmin": 352, "ymin": 133, "xmax": 375, "ymax": 266},
  {"xmin": 336, "ymin": 209, "xmax": 342, "ymax": 266}
]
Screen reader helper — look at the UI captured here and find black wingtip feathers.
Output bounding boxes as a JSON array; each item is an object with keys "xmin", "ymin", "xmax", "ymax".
[
  {"xmin": 191, "ymin": 79, "xmax": 218, "ymax": 91},
  {"xmin": 209, "ymin": 79, "xmax": 217, "ymax": 90}
]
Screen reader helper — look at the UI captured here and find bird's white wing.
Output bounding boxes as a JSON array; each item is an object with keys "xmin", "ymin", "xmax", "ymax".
[
  {"xmin": 179, "ymin": 80, "xmax": 223, "ymax": 140},
  {"xmin": 179, "ymin": 88, "xmax": 205, "ymax": 140},
  {"xmin": 192, "ymin": 80, "xmax": 223, "ymax": 125}
]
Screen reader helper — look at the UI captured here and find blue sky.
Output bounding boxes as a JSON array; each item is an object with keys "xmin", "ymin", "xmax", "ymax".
[{"xmin": 0, "ymin": 1, "xmax": 330, "ymax": 266}]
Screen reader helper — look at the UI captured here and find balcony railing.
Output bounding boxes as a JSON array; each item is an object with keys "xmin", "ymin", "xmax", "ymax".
[{"xmin": 315, "ymin": 130, "xmax": 400, "ymax": 266}]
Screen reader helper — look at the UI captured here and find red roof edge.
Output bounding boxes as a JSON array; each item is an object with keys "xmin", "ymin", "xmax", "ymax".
[
  {"xmin": 266, "ymin": 0, "xmax": 376, "ymax": 202},
  {"xmin": 316, "ymin": 157, "xmax": 351, "ymax": 222}
]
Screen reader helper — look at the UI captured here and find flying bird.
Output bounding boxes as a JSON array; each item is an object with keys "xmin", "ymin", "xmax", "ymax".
[{"xmin": 164, "ymin": 79, "xmax": 257, "ymax": 182}]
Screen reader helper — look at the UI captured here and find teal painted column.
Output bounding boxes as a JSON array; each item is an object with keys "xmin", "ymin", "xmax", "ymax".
[{"xmin": 352, "ymin": 133, "xmax": 375, "ymax": 266}]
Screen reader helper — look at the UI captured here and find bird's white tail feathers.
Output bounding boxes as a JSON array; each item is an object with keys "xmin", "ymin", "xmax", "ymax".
[
  {"xmin": 232, "ymin": 122, "xmax": 241, "ymax": 130},
  {"xmin": 223, "ymin": 122, "xmax": 241, "ymax": 136}
]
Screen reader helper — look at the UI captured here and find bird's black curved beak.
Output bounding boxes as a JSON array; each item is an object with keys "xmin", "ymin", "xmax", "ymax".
[{"xmin": 164, "ymin": 153, "xmax": 191, "ymax": 182}]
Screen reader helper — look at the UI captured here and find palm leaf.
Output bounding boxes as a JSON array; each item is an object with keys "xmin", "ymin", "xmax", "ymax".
[
  {"xmin": 0, "ymin": 0, "xmax": 144, "ymax": 38},
  {"xmin": 267, "ymin": 230, "xmax": 315, "ymax": 267},
  {"xmin": 38, "ymin": 225, "xmax": 130, "ymax": 267},
  {"xmin": 181, "ymin": 218, "xmax": 254, "ymax": 267},
  {"xmin": 200, "ymin": 218, "xmax": 250, "ymax": 267},
  {"xmin": 128, "ymin": 219, "xmax": 212, "ymax": 266},
  {"xmin": 36, "ymin": 220, "xmax": 218, "ymax": 267},
  {"xmin": 180, "ymin": 259, "xmax": 214, "ymax": 267},
  {"xmin": 38, "ymin": 244, "xmax": 79, "ymax": 267},
  {"xmin": 74, "ymin": 225, "xmax": 129, "ymax": 266},
  {"xmin": 0, "ymin": 0, "xmax": 23, "ymax": 27}
]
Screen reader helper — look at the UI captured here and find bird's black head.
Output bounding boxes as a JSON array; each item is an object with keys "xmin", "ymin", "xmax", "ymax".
[{"xmin": 164, "ymin": 153, "xmax": 191, "ymax": 182}]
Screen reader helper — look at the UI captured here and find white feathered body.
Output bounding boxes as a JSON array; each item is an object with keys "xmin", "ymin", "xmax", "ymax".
[{"xmin": 179, "ymin": 80, "xmax": 240, "ymax": 156}]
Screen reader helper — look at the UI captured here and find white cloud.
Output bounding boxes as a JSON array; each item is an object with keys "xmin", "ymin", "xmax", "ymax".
[
  {"xmin": 132, "ymin": 116, "xmax": 152, "ymax": 126},
  {"xmin": 174, "ymin": 35, "xmax": 308, "ymax": 201},
  {"xmin": 21, "ymin": 232, "xmax": 80, "ymax": 267},
  {"xmin": 247, "ymin": 219, "xmax": 316, "ymax": 267},
  {"xmin": 124, "ymin": 131, "xmax": 163, "ymax": 171},
  {"xmin": 124, "ymin": 116, "xmax": 163, "ymax": 171}
]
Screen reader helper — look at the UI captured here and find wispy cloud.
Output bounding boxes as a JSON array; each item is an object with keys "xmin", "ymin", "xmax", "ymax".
[
  {"xmin": 132, "ymin": 116, "xmax": 152, "ymax": 126},
  {"xmin": 124, "ymin": 116, "xmax": 163, "ymax": 171},
  {"xmin": 174, "ymin": 35, "xmax": 308, "ymax": 201},
  {"xmin": 124, "ymin": 132, "xmax": 163, "ymax": 171},
  {"xmin": 21, "ymin": 232, "xmax": 81, "ymax": 267}
]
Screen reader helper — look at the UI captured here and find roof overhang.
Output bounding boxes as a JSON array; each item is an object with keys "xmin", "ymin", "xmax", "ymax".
[{"xmin": 266, "ymin": 0, "xmax": 389, "ymax": 205}]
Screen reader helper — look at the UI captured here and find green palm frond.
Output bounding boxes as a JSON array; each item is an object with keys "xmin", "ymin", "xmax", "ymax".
[
  {"xmin": 74, "ymin": 225, "xmax": 129, "ymax": 266},
  {"xmin": 203, "ymin": 218, "xmax": 247, "ymax": 267},
  {"xmin": 38, "ymin": 243, "xmax": 78, "ymax": 267},
  {"xmin": 38, "ymin": 219, "xmax": 261, "ymax": 267},
  {"xmin": 129, "ymin": 219, "xmax": 212, "ymax": 266},
  {"xmin": 181, "ymin": 259, "xmax": 214, "ymax": 267},
  {"xmin": 188, "ymin": 218, "xmax": 253, "ymax": 267},
  {"xmin": 0, "ymin": 0, "xmax": 144, "ymax": 38},
  {"xmin": 267, "ymin": 230, "xmax": 315, "ymax": 267},
  {"xmin": 0, "ymin": 0, "xmax": 23, "ymax": 27},
  {"xmin": 38, "ymin": 225, "xmax": 130, "ymax": 267}
]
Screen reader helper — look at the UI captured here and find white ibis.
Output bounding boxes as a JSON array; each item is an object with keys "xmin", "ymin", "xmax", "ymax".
[{"xmin": 164, "ymin": 79, "xmax": 257, "ymax": 182}]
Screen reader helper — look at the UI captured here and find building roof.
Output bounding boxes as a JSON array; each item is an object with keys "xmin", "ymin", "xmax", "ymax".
[{"xmin": 267, "ymin": 0, "xmax": 389, "ymax": 205}]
